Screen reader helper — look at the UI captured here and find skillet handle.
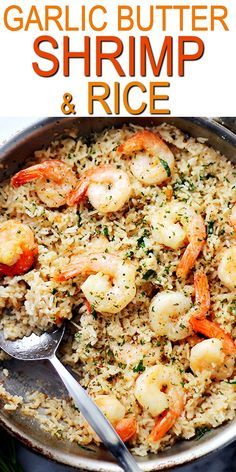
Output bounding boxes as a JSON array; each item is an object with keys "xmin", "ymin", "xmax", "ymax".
[
  {"xmin": 213, "ymin": 118, "xmax": 236, "ymax": 135},
  {"xmin": 49, "ymin": 355, "xmax": 141, "ymax": 472}
]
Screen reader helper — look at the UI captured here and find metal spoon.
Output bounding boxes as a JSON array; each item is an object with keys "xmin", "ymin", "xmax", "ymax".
[{"xmin": 0, "ymin": 326, "xmax": 141, "ymax": 472}]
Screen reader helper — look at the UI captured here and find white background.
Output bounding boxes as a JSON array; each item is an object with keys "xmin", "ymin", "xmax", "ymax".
[{"xmin": 0, "ymin": 0, "xmax": 235, "ymax": 116}]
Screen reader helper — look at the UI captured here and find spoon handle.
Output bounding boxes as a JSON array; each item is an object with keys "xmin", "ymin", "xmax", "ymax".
[{"xmin": 50, "ymin": 355, "xmax": 141, "ymax": 472}]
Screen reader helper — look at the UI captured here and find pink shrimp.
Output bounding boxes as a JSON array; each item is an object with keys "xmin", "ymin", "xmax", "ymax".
[
  {"xmin": 56, "ymin": 253, "xmax": 136, "ymax": 314},
  {"xmin": 193, "ymin": 269, "xmax": 211, "ymax": 318},
  {"xmin": 0, "ymin": 220, "xmax": 38, "ymax": 277},
  {"xmin": 190, "ymin": 270, "xmax": 236, "ymax": 355},
  {"xmin": 67, "ymin": 164, "xmax": 131, "ymax": 213},
  {"xmin": 149, "ymin": 388, "xmax": 184, "ymax": 442},
  {"xmin": 176, "ymin": 213, "xmax": 206, "ymax": 279},
  {"xmin": 11, "ymin": 160, "xmax": 77, "ymax": 208},
  {"xmin": 190, "ymin": 317, "xmax": 236, "ymax": 355},
  {"xmin": 118, "ymin": 130, "xmax": 175, "ymax": 186},
  {"xmin": 115, "ymin": 417, "xmax": 137, "ymax": 443}
]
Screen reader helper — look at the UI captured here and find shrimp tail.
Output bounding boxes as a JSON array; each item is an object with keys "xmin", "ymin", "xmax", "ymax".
[
  {"xmin": 0, "ymin": 246, "xmax": 38, "ymax": 277},
  {"xmin": 190, "ymin": 317, "xmax": 236, "ymax": 355},
  {"xmin": 115, "ymin": 417, "xmax": 137, "ymax": 442},
  {"xmin": 56, "ymin": 256, "xmax": 90, "ymax": 281},
  {"xmin": 193, "ymin": 270, "xmax": 210, "ymax": 318},
  {"xmin": 149, "ymin": 410, "xmax": 175, "ymax": 442},
  {"xmin": 67, "ymin": 165, "xmax": 118, "ymax": 207},
  {"xmin": 11, "ymin": 160, "xmax": 63, "ymax": 187},
  {"xmin": 177, "ymin": 215, "xmax": 206, "ymax": 279},
  {"xmin": 149, "ymin": 388, "xmax": 184, "ymax": 442},
  {"xmin": 118, "ymin": 130, "xmax": 165, "ymax": 157},
  {"xmin": 56, "ymin": 263, "xmax": 81, "ymax": 282},
  {"xmin": 67, "ymin": 179, "xmax": 89, "ymax": 206},
  {"xmin": 56, "ymin": 253, "xmax": 120, "ymax": 282},
  {"xmin": 12, "ymin": 168, "xmax": 46, "ymax": 187},
  {"xmin": 190, "ymin": 271, "xmax": 236, "ymax": 354},
  {"xmin": 84, "ymin": 298, "xmax": 92, "ymax": 314},
  {"xmin": 176, "ymin": 244, "xmax": 199, "ymax": 280}
]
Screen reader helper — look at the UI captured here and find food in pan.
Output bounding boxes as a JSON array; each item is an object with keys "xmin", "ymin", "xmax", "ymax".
[{"xmin": 0, "ymin": 123, "xmax": 235, "ymax": 455}]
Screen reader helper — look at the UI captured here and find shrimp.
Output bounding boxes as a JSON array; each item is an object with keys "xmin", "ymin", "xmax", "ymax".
[
  {"xmin": 149, "ymin": 291, "xmax": 193, "ymax": 341},
  {"xmin": 95, "ymin": 395, "xmax": 125, "ymax": 425},
  {"xmin": 218, "ymin": 247, "xmax": 236, "ymax": 291},
  {"xmin": 115, "ymin": 417, "xmax": 137, "ymax": 442},
  {"xmin": 229, "ymin": 204, "xmax": 236, "ymax": 231},
  {"xmin": 151, "ymin": 202, "xmax": 206, "ymax": 278},
  {"xmin": 190, "ymin": 338, "xmax": 234, "ymax": 380},
  {"xmin": 149, "ymin": 388, "xmax": 184, "ymax": 442},
  {"xmin": 151, "ymin": 202, "xmax": 188, "ymax": 250},
  {"xmin": 190, "ymin": 317, "xmax": 236, "ymax": 355},
  {"xmin": 176, "ymin": 213, "xmax": 206, "ymax": 279},
  {"xmin": 118, "ymin": 130, "xmax": 175, "ymax": 185},
  {"xmin": 190, "ymin": 270, "xmax": 236, "ymax": 355},
  {"xmin": 0, "ymin": 220, "xmax": 38, "ymax": 277},
  {"xmin": 94, "ymin": 395, "xmax": 137, "ymax": 442},
  {"xmin": 11, "ymin": 160, "xmax": 77, "ymax": 208},
  {"xmin": 149, "ymin": 271, "xmax": 210, "ymax": 342},
  {"xmin": 193, "ymin": 269, "xmax": 210, "ymax": 318},
  {"xmin": 67, "ymin": 164, "xmax": 131, "ymax": 213},
  {"xmin": 134, "ymin": 364, "xmax": 184, "ymax": 441},
  {"xmin": 56, "ymin": 253, "xmax": 136, "ymax": 314}
]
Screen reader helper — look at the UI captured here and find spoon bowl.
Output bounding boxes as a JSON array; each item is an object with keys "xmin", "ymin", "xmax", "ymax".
[
  {"xmin": 0, "ymin": 327, "xmax": 65, "ymax": 361},
  {"xmin": 0, "ymin": 326, "xmax": 141, "ymax": 472}
]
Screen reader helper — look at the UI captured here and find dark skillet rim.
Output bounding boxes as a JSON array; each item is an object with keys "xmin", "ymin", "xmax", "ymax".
[
  {"xmin": 0, "ymin": 116, "xmax": 235, "ymax": 471},
  {"xmin": 0, "ymin": 413, "xmax": 235, "ymax": 471},
  {"xmin": 0, "ymin": 117, "xmax": 236, "ymax": 157}
]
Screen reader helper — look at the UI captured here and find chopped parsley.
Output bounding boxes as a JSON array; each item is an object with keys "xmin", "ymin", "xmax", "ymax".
[
  {"xmin": 173, "ymin": 175, "xmax": 195, "ymax": 193},
  {"xmin": 137, "ymin": 236, "xmax": 146, "ymax": 248},
  {"xmin": 133, "ymin": 359, "xmax": 146, "ymax": 373},
  {"xmin": 194, "ymin": 426, "xmax": 211, "ymax": 440},
  {"xmin": 137, "ymin": 230, "xmax": 150, "ymax": 248},
  {"xmin": 159, "ymin": 158, "xmax": 171, "ymax": 177},
  {"xmin": 125, "ymin": 250, "xmax": 134, "ymax": 259},
  {"xmin": 207, "ymin": 220, "xmax": 215, "ymax": 235},
  {"xmin": 74, "ymin": 332, "xmax": 82, "ymax": 340},
  {"xmin": 143, "ymin": 269, "xmax": 157, "ymax": 280},
  {"xmin": 103, "ymin": 226, "xmax": 109, "ymax": 237},
  {"xmin": 200, "ymin": 173, "xmax": 215, "ymax": 181}
]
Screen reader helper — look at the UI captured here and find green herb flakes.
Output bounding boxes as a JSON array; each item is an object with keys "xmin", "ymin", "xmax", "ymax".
[
  {"xmin": 143, "ymin": 269, "xmax": 156, "ymax": 280},
  {"xmin": 159, "ymin": 158, "xmax": 171, "ymax": 177},
  {"xmin": 194, "ymin": 426, "xmax": 211, "ymax": 440},
  {"xmin": 207, "ymin": 220, "xmax": 215, "ymax": 235},
  {"xmin": 133, "ymin": 359, "xmax": 146, "ymax": 373},
  {"xmin": 103, "ymin": 226, "xmax": 109, "ymax": 237}
]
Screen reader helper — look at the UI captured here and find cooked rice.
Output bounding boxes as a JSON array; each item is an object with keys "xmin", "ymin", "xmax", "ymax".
[{"xmin": 0, "ymin": 123, "xmax": 235, "ymax": 456}]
